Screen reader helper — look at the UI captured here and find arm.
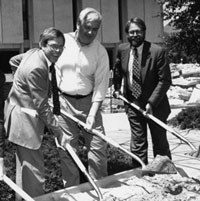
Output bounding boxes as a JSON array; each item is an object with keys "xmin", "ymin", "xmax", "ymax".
[
  {"xmin": 27, "ymin": 66, "xmax": 62, "ymax": 136},
  {"xmin": 113, "ymin": 48, "xmax": 123, "ymax": 98},
  {"xmin": 113, "ymin": 59, "xmax": 123, "ymax": 91},
  {"xmin": 87, "ymin": 46, "xmax": 110, "ymax": 129},
  {"xmin": 86, "ymin": 101, "xmax": 102, "ymax": 130},
  {"xmin": 9, "ymin": 53, "xmax": 25, "ymax": 74},
  {"xmin": 9, "ymin": 53, "xmax": 25, "ymax": 68},
  {"xmin": 147, "ymin": 48, "xmax": 171, "ymax": 108}
]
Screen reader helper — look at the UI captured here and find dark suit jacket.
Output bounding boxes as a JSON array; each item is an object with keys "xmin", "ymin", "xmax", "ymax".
[
  {"xmin": 4, "ymin": 48, "xmax": 62, "ymax": 149},
  {"xmin": 114, "ymin": 41, "xmax": 171, "ymax": 119}
]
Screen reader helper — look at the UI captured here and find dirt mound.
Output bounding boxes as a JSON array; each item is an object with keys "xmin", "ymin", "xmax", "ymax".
[{"xmin": 56, "ymin": 174, "xmax": 200, "ymax": 201}]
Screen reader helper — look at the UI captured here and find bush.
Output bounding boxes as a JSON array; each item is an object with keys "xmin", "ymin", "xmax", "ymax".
[{"xmin": 168, "ymin": 107, "xmax": 200, "ymax": 129}]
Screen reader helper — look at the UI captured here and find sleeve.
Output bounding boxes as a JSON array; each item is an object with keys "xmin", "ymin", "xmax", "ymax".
[
  {"xmin": 113, "ymin": 48, "xmax": 123, "ymax": 91},
  {"xmin": 9, "ymin": 53, "xmax": 25, "ymax": 74},
  {"xmin": 148, "ymin": 48, "xmax": 172, "ymax": 108},
  {"xmin": 27, "ymin": 67, "xmax": 62, "ymax": 136},
  {"xmin": 92, "ymin": 47, "xmax": 110, "ymax": 102},
  {"xmin": 9, "ymin": 53, "xmax": 25, "ymax": 68}
]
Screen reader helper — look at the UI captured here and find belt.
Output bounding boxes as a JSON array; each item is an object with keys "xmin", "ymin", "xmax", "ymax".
[{"xmin": 61, "ymin": 92, "xmax": 89, "ymax": 99}]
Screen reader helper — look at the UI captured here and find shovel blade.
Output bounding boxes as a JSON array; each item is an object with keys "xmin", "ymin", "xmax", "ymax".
[
  {"xmin": 141, "ymin": 155, "xmax": 177, "ymax": 176},
  {"xmin": 187, "ymin": 145, "xmax": 200, "ymax": 158}
]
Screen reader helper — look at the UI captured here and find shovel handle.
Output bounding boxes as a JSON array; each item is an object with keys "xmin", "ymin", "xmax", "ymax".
[
  {"xmin": 3, "ymin": 175, "xmax": 35, "ymax": 201},
  {"xmin": 0, "ymin": 158, "xmax": 34, "ymax": 201},
  {"xmin": 65, "ymin": 143, "xmax": 103, "ymax": 201},
  {"xmin": 56, "ymin": 106, "xmax": 146, "ymax": 169},
  {"xmin": 119, "ymin": 95, "xmax": 197, "ymax": 151},
  {"xmin": 90, "ymin": 127, "xmax": 146, "ymax": 169},
  {"xmin": 148, "ymin": 113, "xmax": 197, "ymax": 151}
]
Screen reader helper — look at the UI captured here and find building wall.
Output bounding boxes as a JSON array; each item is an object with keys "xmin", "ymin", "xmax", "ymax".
[
  {"xmin": 0, "ymin": 0, "xmax": 23, "ymax": 44},
  {"xmin": 0, "ymin": 0, "xmax": 163, "ymax": 73}
]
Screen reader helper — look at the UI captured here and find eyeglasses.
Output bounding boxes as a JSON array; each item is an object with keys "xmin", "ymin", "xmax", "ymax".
[
  {"xmin": 128, "ymin": 30, "xmax": 144, "ymax": 35},
  {"xmin": 47, "ymin": 43, "xmax": 64, "ymax": 51}
]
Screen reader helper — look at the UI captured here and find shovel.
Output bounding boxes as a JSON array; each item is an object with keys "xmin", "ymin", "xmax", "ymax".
[
  {"xmin": 54, "ymin": 138, "xmax": 104, "ymax": 201},
  {"xmin": 54, "ymin": 105, "xmax": 177, "ymax": 176},
  {"xmin": 2, "ymin": 174, "xmax": 35, "ymax": 201},
  {"xmin": 119, "ymin": 95, "xmax": 199, "ymax": 155},
  {"xmin": 1, "ymin": 156, "xmax": 34, "ymax": 201}
]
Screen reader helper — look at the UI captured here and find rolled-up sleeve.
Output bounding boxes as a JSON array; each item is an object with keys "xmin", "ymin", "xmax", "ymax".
[{"xmin": 92, "ymin": 47, "xmax": 110, "ymax": 102}]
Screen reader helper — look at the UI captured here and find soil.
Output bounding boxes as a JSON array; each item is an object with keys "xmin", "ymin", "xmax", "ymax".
[
  {"xmin": 1, "ymin": 128, "xmax": 200, "ymax": 201},
  {"xmin": 56, "ymin": 174, "xmax": 200, "ymax": 201}
]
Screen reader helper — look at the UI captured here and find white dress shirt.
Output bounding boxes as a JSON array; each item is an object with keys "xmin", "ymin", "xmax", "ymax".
[
  {"xmin": 128, "ymin": 44, "xmax": 143, "ymax": 85},
  {"xmin": 56, "ymin": 32, "xmax": 110, "ymax": 102}
]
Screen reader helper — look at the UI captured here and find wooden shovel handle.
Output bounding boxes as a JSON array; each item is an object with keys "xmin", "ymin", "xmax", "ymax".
[{"xmin": 3, "ymin": 174, "xmax": 35, "ymax": 201}]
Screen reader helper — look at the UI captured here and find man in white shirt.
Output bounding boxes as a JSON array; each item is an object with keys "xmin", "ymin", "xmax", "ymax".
[{"xmin": 56, "ymin": 7, "xmax": 110, "ymax": 187}]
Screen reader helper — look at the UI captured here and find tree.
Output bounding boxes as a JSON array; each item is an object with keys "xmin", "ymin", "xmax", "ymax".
[{"xmin": 161, "ymin": 0, "xmax": 200, "ymax": 63}]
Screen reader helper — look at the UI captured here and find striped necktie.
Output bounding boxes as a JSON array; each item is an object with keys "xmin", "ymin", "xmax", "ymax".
[
  {"xmin": 50, "ymin": 63, "xmax": 60, "ymax": 115},
  {"xmin": 131, "ymin": 47, "xmax": 141, "ymax": 99}
]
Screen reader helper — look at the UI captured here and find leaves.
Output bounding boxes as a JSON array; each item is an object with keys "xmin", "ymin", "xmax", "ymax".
[
  {"xmin": 162, "ymin": 0, "xmax": 200, "ymax": 63},
  {"xmin": 168, "ymin": 107, "xmax": 200, "ymax": 129}
]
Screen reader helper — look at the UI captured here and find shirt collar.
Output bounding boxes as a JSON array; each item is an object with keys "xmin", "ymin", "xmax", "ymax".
[
  {"xmin": 41, "ymin": 50, "xmax": 52, "ymax": 68},
  {"xmin": 132, "ymin": 43, "xmax": 143, "ymax": 55},
  {"xmin": 137, "ymin": 43, "xmax": 143, "ymax": 55}
]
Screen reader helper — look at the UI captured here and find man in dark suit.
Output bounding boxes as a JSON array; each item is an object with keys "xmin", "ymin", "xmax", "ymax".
[
  {"xmin": 113, "ymin": 17, "xmax": 172, "ymax": 168},
  {"xmin": 4, "ymin": 27, "xmax": 65, "ymax": 197}
]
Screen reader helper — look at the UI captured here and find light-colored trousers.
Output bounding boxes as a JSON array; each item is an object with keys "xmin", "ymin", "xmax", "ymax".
[
  {"xmin": 15, "ymin": 144, "xmax": 45, "ymax": 199},
  {"xmin": 57, "ymin": 94, "xmax": 107, "ymax": 187}
]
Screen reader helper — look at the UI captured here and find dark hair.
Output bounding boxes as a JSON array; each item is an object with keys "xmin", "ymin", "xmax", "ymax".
[
  {"xmin": 125, "ymin": 17, "xmax": 146, "ymax": 34},
  {"xmin": 39, "ymin": 27, "xmax": 65, "ymax": 48}
]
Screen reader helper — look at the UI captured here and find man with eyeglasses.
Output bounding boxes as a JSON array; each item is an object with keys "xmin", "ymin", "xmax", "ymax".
[
  {"xmin": 55, "ymin": 7, "xmax": 110, "ymax": 187},
  {"xmin": 5, "ymin": 27, "xmax": 66, "ymax": 197},
  {"xmin": 47, "ymin": 43, "xmax": 64, "ymax": 52},
  {"xmin": 113, "ymin": 17, "xmax": 172, "ymax": 168}
]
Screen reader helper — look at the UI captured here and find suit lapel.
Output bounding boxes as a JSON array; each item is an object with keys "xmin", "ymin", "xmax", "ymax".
[
  {"xmin": 38, "ymin": 50, "xmax": 48, "ymax": 70},
  {"xmin": 122, "ymin": 45, "xmax": 131, "ymax": 72},
  {"xmin": 37, "ymin": 50, "xmax": 51, "ymax": 96}
]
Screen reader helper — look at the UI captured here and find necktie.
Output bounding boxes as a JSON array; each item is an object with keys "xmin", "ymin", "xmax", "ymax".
[
  {"xmin": 131, "ymin": 47, "xmax": 141, "ymax": 99},
  {"xmin": 50, "ymin": 63, "xmax": 60, "ymax": 115}
]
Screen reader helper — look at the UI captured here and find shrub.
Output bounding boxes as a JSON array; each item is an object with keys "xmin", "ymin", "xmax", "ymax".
[{"xmin": 168, "ymin": 107, "xmax": 200, "ymax": 129}]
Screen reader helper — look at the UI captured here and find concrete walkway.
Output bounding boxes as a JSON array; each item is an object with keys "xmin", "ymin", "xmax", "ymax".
[{"xmin": 102, "ymin": 112, "xmax": 200, "ymax": 178}]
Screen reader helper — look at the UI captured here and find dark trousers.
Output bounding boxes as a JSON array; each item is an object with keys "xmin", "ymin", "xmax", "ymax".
[{"xmin": 126, "ymin": 104, "xmax": 171, "ymax": 168}]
